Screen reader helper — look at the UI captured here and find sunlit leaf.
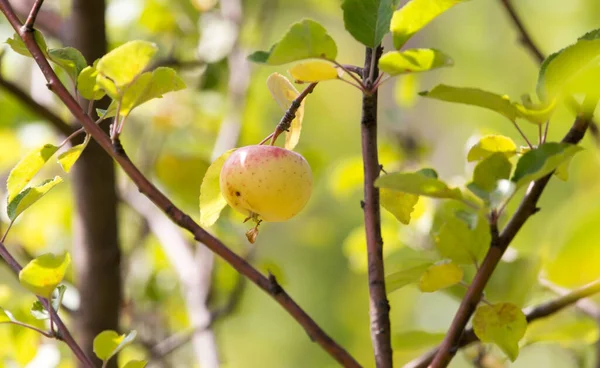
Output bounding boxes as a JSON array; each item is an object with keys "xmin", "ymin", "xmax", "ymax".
[
  {"xmin": 375, "ymin": 170, "xmax": 462, "ymax": 199},
  {"xmin": 473, "ymin": 303, "xmax": 527, "ymax": 361},
  {"xmin": 19, "ymin": 252, "xmax": 71, "ymax": 298},
  {"xmin": 48, "ymin": 47, "xmax": 87, "ymax": 82},
  {"xmin": 392, "ymin": 330, "xmax": 445, "ymax": 351},
  {"xmin": 537, "ymin": 29, "xmax": 600, "ymax": 103},
  {"xmin": 7, "ymin": 144, "xmax": 58, "ymax": 202},
  {"xmin": 467, "ymin": 135, "xmax": 517, "ymax": 162},
  {"xmin": 341, "ymin": 0, "xmax": 401, "ymax": 47},
  {"xmin": 103, "ymin": 67, "xmax": 186, "ymax": 118},
  {"xmin": 199, "ymin": 149, "xmax": 236, "ymax": 227},
  {"xmin": 5, "ymin": 31, "xmax": 48, "ymax": 58},
  {"xmin": 93, "ymin": 330, "xmax": 137, "ymax": 361},
  {"xmin": 288, "ymin": 61, "xmax": 338, "ymax": 82},
  {"xmin": 511, "ymin": 143, "xmax": 582, "ymax": 189},
  {"xmin": 248, "ymin": 19, "xmax": 337, "ymax": 65},
  {"xmin": 31, "ymin": 284, "xmax": 67, "ymax": 320},
  {"xmin": 7, "ymin": 176, "xmax": 63, "ymax": 221},
  {"xmin": 77, "ymin": 60, "xmax": 106, "ymax": 100},
  {"xmin": 123, "ymin": 361, "xmax": 148, "ymax": 368},
  {"xmin": 96, "ymin": 40, "xmax": 158, "ymax": 94},
  {"xmin": 58, "ymin": 135, "xmax": 90, "ymax": 173},
  {"xmin": 555, "ymin": 157, "xmax": 574, "ymax": 181},
  {"xmin": 380, "ymin": 188, "xmax": 419, "ymax": 225},
  {"xmin": 418, "ymin": 261, "xmax": 463, "ymax": 292},
  {"xmin": 379, "ymin": 49, "xmax": 453, "ymax": 75},
  {"xmin": 266, "ymin": 73, "xmax": 305, "ymax": 150},
  {"xmin": 390, "ymin": 0, "xmax": 471, "ymax": 49},
  {"xmin": 471, "ymin": 153, "xmax": 512, "ymax": 192},
  {"xmin": 435, "ymin": 214, "xmax": 490, "ymax": 264}
]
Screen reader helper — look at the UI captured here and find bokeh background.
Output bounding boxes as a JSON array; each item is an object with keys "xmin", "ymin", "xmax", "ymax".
[{"xmin": 1, "ymin": 0, "xmax": 600, "ymax": 367}]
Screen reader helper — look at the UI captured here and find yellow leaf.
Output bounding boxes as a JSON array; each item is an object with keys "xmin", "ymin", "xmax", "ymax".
[
  {"xmin": 418, "ymin": 261, "xmax": 463, "ymax": 292},
  {"xmin": 473, "ymin": 302, "xmax": 527, "ymax": 361},
  {"xmin": 380, "ymin": 188, "xmax": 419, "ymax": 225},
  {"xmin": 199, "ymin": 149, "xmax": 236, "ymax": 227},
  {"xmin": 467, "ymin": 135, "xmax": 517, "ymax": 162},
  {"xmin": 266, "ymin": 73, "xmax": 304, "ymax": 150},
  {"xmin": 19, "ymin": 252, "xmax": 71, "ymax": 298},
  {"xmin": 288, "ymin": 61, "xmax": 338, "ymax": 82},
  {"xmin": 58, "ymin": 135, "xmax": 91, "ymax": 173}
]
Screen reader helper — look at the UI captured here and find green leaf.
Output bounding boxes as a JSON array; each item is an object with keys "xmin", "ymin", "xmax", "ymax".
[
  {"xmin": 420, "ymin": 85, "xmax": 554, "ymax": 124},
  {"xmin": 103, "ymin": 67, "xmax": 186, "ymax": 118},
  {"xmin": 19, "ymin": 252, "xmax": 71, "ymax": 298},
  {"xmin": 472, "ymin": 153, "xmax": 512, "ymax": 192},
  {"xmin": 48, "ymin": 47, "xmax": 87, "ymax": 82},
  {"xmin": 511, "ymin": 143, "xmax": 583, "ymax": 189},
  {"xmin": 486, "ymin": 258, "xmax": 541, "ymax": 307},
  {"xmin": 123, "ymin": 361, "xmax": 147, "ymax": 368},
  {"xmin": 6, "ymin": 144, "xmax": 59, "ymax": 202},
  {"xmin": 341, "ymin": 0, "xmax": 401, "ymax": 47},
  {"xmin": 392, "ymin": 330, "xmax": 445, "ymax": 351},
  {"xmin": 435, "ymin": 214, "xmax": 490, "ymax": 264},
  {"xmin": 418, "ymin": 261, "xmax": 463, "ymax": 292},
  {"xmin": 390, "ymin": 0, "xmax": 471, "ymax": 49},
  {"xmin": 473, "ymin": 302, "xmax": 527, "ymax": 361},
  {"xmin": 7, "ymin": 176, "xmax": 63, "ymax": 221},
  {"xmin": 467, "ymin": 135, "xmax": 518, "ymax": 162},
  {"xmin": 386, "ymin": 263, "xmax": 432, "ymax": 293},
  {"xmin": 379, "ymin": 49, "xmax": 453, "ymax": 75},
  {"xmin": 58, "ymin": 136, "xmax": 90, "ymax": 173},
  {"xmin": 52, "ymin": 284, "xmax": 67, "ymax": 312},
  {"xmin": 380, "ymin": 188, "xmax": 419, "ymax": 225},
  {"xmin": 29, "ymin": 284, "xmax": 66, "ymax": 320},
  {"xmin": 288, "ymin": 61, "xmax": 338, "ymax": 82},
  {"xmin": 537, "ymin": 29, "xmax": 600, "ymax": 102},
  {"xmin": 30, "ymin": 301, "xmax": 48, "ymax": 320},
  {"xmin": 96, "ymin": 40, "xmax": 158, "ymax": 93},
  {"xmin": 375, "ymin": 170, "xmax": 462, "ymax": 200},
  {"xmin": 199, "ymin": 149, "xmax": 236, "ymax": 227},
  {"xmin": 248, "ymin": 19, "xmax": 337, "ymax": 65},
  {"xmin": 6, "ymin": 31, "xmax": 48, "ymax": 58},
  {"xmin": 93, "ymin": 330, "xmax": 137, "ymax": 362},
  {"xmin": 77, "ymin": 60, "xmax": 106, "ymax": 100}
]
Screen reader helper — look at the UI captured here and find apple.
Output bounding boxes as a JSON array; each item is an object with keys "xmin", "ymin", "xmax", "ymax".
[{"xmin": 220, "ymin": 145, "xmax": 313, "ymax": 222}]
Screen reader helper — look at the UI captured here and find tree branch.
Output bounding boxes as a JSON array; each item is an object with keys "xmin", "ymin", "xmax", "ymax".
[
  {"xmin": 11, "ymin": 0, "xmax": 62, "ymax": 38},
  {"xmin": 0, "ymin": 76, "xmax": 73, "ymax": 136},
  {"xmin": 0, "ymin": 241, "xmax": 94, "ymax": 366},
  {"xmin": 405, "ymin": 279, "xmax": 600, "ymax": 368},
  {"xmin": 499, "ymin": 0, "xmax": 544, "ymax": 63},
  {"xmin": 361, "ymin": 45, "xmax": 392, "ymax": 368},
  {"xmin": 22, "ymin": 0, "xmax": 43, "ymax": 30},
  {"xmin": 0, "ymin": 3, "xmax": 361, "ymax": 366},
  {"xmin": 427, "ymin": 115, "xmax": 591, "ymax": 368}
]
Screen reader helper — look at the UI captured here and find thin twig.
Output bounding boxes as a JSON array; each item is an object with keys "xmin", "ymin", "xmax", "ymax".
[
  {"xmin": 333, "ymin": 60, "xmax": 365, "ymax": 89},
  {"xmin": 361, "ymin": 45, "xmax": 392, "ymax": 368},
  {"xmin": 23, "ymin": 0, "xmax": 44, "ymax": 31},
  {"xmin": 0, "ymin": 4, "xmax": 360, "ymax": 366},
  {"xmin": 405, "ymin": 278, "xmax": 600, "ymax": 368},
  {"xmin": 0, "ymin": 240, "xmax": 94, "ymax": 367},
  {"xmin": 510, "ymin": 119, "xmax": 534, "ymax": 149},
  {"xmin": 543, "ymin": 121, "xmax": 550, "ymax": 143},
  {"xmin": 9, "ymin": 319, "xmax": 54, "ymax": 338},
  {"xmin": 270, "ymin": 82, "xmax": 318, "ymax": 145},
  {"xmin": 428, "ymin": 115, "xmax": 591, "ymax": 368},
  {"xmin": 499, "ymin": 0, "xmax": 544, "ymax": 63}
]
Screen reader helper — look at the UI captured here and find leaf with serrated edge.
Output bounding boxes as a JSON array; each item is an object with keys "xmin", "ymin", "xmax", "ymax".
[
  {"xmin": 390, "ymin": 0, "xmax": 471, "ymax": 49},
  {"xmin": 267, "ymin": 73, "xmax": 305, "ymax": 150},
  {"xmin": 7, "ymin": 176, "xmax": 63, "ymax": 221},
  {"xmin": 375, "ymin": 171, "xmax": 462, "ymax": 199},
  {"xmin": 380, "ymin": 188, "xmax": 419, "ymax": 225},
  {"xmin": 7, "ymin": 144, "xmax": 58, "ymax": 202},
  {"xmin": 289, "ymin": 61, "xmax": 338, "ymax": 82},
  {"xmin": 379, "ymin": 49, "xmax": 453, "ymax": 75},
  {"xmin": 93, "ymin": 330, "xmax": 137, "ymax": 361},
  {"xmin": 473, "ymin": 303, "xmax": 527, "ymax": 361},
  {"xmin": 248, "ymin": 19, "xmax": 337, "ymax": 65},
  {"xmin": 19, "ymin": 252, "xmax": 71, "ymax": 298},
  {"xmin": 199, "ymin": 149, "xmax": 236, "ymax": 227},
  {"xmin": 467, "ymin": 135, "xmax": 517, "ymax": 162},
  {"xmin": 511, "ymin": 143, "xmax": 582, "ymax": 189},
  {"xmin": 418, "ymin": 261, "xmax": 463, "ymax": 292},
  {"xmin": 341, "ymin": 0, "xmax": 401, "ymax": 47}
]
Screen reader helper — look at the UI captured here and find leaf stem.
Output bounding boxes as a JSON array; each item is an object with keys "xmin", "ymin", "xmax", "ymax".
[
  {"xmin": 510, "ymin": 119, "xmax": 534, "ymax": 149},
  {"xmin": 1, "ymin": 221, "xmax": 13, "ymax": 243},
  {"xmin": 332, "ymin": 60, "xmax": 365, "ymax": 89},
  {"xmin": 10, "ymin": 319, "xmax": 54, "ymax": 338}
]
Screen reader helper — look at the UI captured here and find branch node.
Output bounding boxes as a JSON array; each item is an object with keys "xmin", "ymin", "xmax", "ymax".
[
  {"xmin": 267, "ymin": 272, "xmax": 283, "ymax": 296},
  {"xmin": 360, "ymin": 200, "xmax": 365, "ymax": 209}
]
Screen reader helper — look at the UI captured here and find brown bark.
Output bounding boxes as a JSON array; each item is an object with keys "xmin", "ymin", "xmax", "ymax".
[{"xmin": 65, "ymin": 1, "xmax": 121, "ymax": 366}]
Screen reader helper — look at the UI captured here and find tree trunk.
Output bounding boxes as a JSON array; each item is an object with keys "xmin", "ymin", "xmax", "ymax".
[{"xmin": 65, "ymin": 1, "xmax": 122, "ymax": 366}]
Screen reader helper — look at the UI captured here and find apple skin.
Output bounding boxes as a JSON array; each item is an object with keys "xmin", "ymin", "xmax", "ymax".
[{"xmin": 219, "ymin": 145, "xmax": 313, "ymax": 222}]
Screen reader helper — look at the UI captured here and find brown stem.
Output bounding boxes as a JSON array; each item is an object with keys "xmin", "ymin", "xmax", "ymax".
[
  {"xmin": 0, "ymin": 241, "xmax": 94, "ymax": 366},
  {"xmin": 361, "ymin": 46, "xmax": 392, "ymax": 368},
  {"xmin": 429, "ymin": 115, "xmax": 591, "ymax": 368},
  {"xmin": 499, "ymin": 0, "xmax": 544, "ymax": 63},
  {"xmin": 405, "ymin": 278, "xmax": 600, "ymax": 368},
  {"xmin": 0, "ymin": 3, "xmax": 360, "ymax": 366},
  {"xmin": 270, "ymin": 82, "xmax": 318, "ymax": 146},
  {"xmin": 22, "ymin": 0, "xmax": 43, "ymax": 30}
]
